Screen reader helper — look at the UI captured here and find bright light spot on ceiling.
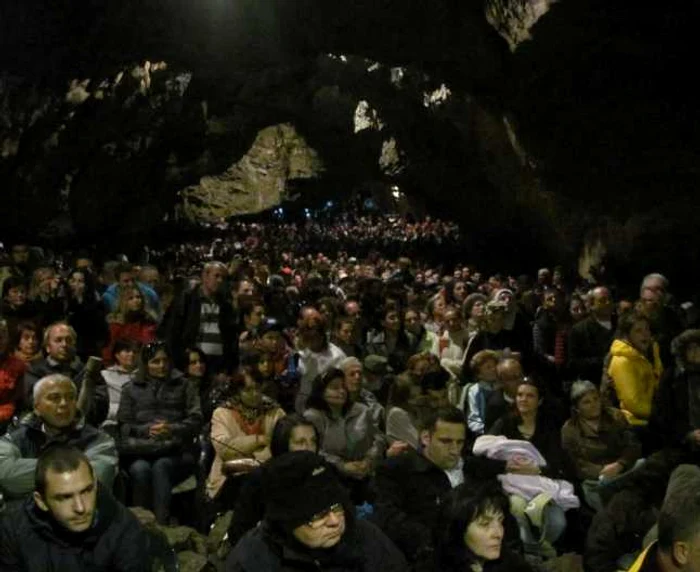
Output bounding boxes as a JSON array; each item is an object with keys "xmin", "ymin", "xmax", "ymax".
[
  {"xmin": 423, "ymin": 83, "xmax": 452, "ymax": 108},
  {"xmin": 354, "ymin": 100, "xmax": 385, "ymax": 133}
]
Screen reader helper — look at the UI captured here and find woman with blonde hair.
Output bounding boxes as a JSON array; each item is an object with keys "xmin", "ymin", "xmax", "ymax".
[{"xmin": 103, "ymin": 286, "xmax": 157, "ymax": 363}]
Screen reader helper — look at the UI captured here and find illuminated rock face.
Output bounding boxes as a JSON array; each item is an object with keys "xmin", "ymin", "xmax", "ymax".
[
  {"xmin": 484, "ymin": 0, "xmax": 557, "ymax": 51},
  {"xmin": 179, "ymin": 123, "xmax": 323, "ymax": 221}
]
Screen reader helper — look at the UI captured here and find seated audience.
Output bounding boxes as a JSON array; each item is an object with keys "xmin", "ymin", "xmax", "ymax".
[
  {"xmin": 227, "ymin": 414, "xmax": 319, "ymax": 547},
  {"xmin": 303, "ymin": 368, "xmax": 384, "ymax": 502},
  {"xmin": 99, "ymin": 338, "xmax": 139, "ymax": 427},
  {"xmin": 206, "ymin": 366, "xmax": 285, "ymax": 504},
  {"xmin": 103, "ymin": 285, "xmax": 157, "ymax": 363},
  {"xmin": 117, "ymin": 341, "xmax": 202, "ymax": 524},
  {"xmin": 0, "ymin": 374, "xmax": 117, "ymax": 503},
  {"xmin": 0, "ymin": 319, "xmax": 25, "ymax": 432},
  {"xmin": 604, "ymin": 311, "xmax": 663, "ymax": 427},
  {"xmin": 0, "ymin": 445, "xmax": 150, "ymax": 572},
  {"xmin": 226, "ymin": 451, "xmax": 407, "ymax": 571},
  {"xmin": 561, "ymin": 380, "xmax": 642, "ymax": 511}
]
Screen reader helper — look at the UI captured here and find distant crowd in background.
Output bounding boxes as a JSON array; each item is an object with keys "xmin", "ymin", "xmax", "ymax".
[{"xmin": 1, "ymin": 212, "xmax": 700, "ymax": 571}]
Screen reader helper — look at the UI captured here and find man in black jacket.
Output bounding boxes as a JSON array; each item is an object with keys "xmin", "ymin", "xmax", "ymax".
[
  {"xmin": 568, "ymin": 286, "xmax": 616, "ymax": 384},
  {"xmin": 164, "ymin": 261, "xmax": 238, "ymax": 372},
  {"xmin": 373, "ymin": 407, "xmax": 468, "ymax": 568},
  {"xmin": 0, "ymin": 445, "xmax": 150, "ymax": 572}
]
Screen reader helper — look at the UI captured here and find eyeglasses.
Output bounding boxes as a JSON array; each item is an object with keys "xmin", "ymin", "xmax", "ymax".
[{"xmin": 306, "ymin": 503, "xmax": 344, "ymax": 528}]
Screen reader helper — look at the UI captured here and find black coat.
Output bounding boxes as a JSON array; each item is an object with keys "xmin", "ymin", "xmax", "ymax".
[
  {"xmin": 163, "ymin": 286, "xmax": 238, "ymax": 371},
  {"xmin": 0, "ymin": 485, "xmax": 151, "ymax": 572},
  {"xmin": 373, "ymin": 449, "xmax": 454, "ymax": 561},
  {"xmin": 227, "ymin": 520, "xmax": 408, "ymax": 572},
  {"xmin": 117, "ymin": 370, "xmax": 202, "ymax": 457},
  {"xmin": 567, "ymin": 316, "xmax": 615, "ymax": 384},
  {"xmin": 649, "ymin": 365, "xmax": 700, "ymax": 450}
]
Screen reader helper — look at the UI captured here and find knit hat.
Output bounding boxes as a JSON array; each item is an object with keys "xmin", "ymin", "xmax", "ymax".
[
  {"xmin": 570, "ymin": 380, "xmax": 597, "ymax": 404},
  {"xmin": 262, "ymin": 451, "xmax": 349, "ymax": 528},
  {"xmin": 462, "ymin": 293, "xmax": 487, "ymax": 318}
]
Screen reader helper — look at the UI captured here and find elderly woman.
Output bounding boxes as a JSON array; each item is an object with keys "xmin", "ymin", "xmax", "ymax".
[
  {"xmin": 604, "ymin": 311, "xmax": 663, "ymax": 427},
  {"xmin": 117, "ymin": 341, "xmax": 202, "ymax": 524},
  {"xmin": 12, "ymin": 321, "xmax": 41, "ymax": 364},
  {"xmin": 561, "ymin": 380, "xmax": 641, "ymax": 511},
  {"xmin": 206, "ymin": 366, "xmax": 285, "ymax": 503},
  {"xmin": 462, "ymin": 293, "xmax": 488, "ymax": 337},
  {"xmin": 227, "ymin": 414, "xmax": 320, "ymax": 547},
  {"xmin": 303, "ymin": 367, "xmax": 385, "ymax": 501}
]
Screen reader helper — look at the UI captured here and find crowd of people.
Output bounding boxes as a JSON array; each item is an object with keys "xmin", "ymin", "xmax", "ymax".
[{"xmin": 0, "ymin": 214, "xmax": 699, "ymax": 572}]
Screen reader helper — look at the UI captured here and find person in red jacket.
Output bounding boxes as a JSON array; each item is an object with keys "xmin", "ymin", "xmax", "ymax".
[
  {"xmin": 0, "ymin": 319, "xmax": 26, "ymax": 431},
  {"xmin": 103, "ymin": 286, "xmax": 157, "ymax": 363}
]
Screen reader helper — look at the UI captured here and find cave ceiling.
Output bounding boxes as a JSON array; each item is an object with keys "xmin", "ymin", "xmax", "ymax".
[{"xmin": 1, "ymin": 0, "xmax": 699, "ymax": 272}]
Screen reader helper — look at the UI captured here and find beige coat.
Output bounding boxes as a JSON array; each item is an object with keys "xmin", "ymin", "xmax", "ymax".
[{"xmin": 205, "ymin": 404, "xmax": 285, "ymax": 499}]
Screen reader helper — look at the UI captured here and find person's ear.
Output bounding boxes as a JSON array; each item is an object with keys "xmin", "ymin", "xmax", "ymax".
[
  {"xmin": 672, "ymin": 540, "xmax": 690, "ymax": 566},
  {"xmin": 420, "ymin": 430, "xmax": 431, "ymax": 449},
  {"xmin": 33, "ymin": 491, "xmax": 49, "ymax": 513}
]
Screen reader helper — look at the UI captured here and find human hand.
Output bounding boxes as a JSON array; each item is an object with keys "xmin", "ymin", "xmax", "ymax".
[
  {"xmin": 599, "ymin": 462, "xmax": 624, "ymax": 480},
  {"xmin": 387, "ymin": 441, "xmax": 411, "ymax": 457},
  {"xmin": 149, "ymin": 421, "xmax": 171, "ymax": 438}
]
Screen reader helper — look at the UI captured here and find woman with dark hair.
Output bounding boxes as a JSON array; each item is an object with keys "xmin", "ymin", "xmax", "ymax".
[
  {"xmin": 486, "ymin": 378, "xmax": 574, "ymax": 554},
  {"xmin": 227, "ymin": 415, "xmax": 319, "ymax": 546},
  {"xmin": 444, "ymin": 279, "xmax": 469, "ymax": 308},
  {"xmin": 65, "ymin": 267, "xmax": 107, "ymax": 360},
  {"xmin": 100, "ymin": 338, "xmax": 139, "ymax": 427},
  {"xmin": 0, "ymin": 319, "xmax": 25, "ymax": 433},
  {"xmin": 1, "ymin": 277, "xmax": 38, "ymax": 337},
  {"xmin": 103, "ymin": 285, "xmax": 158, "ymax": 363},
  {"xmin": 11, "ymin": 320, "xmax": 41, "ymax": 364},
  {"xmin": 205, "ymin": 366, "xmax": 285, "ymax": 503},
  {"xmin": 366, "ymin": 302, "xmax": 414, "ymax": 372},
  {"xmin": 117, "ymin": 341, "xmax": 203, "ymax": 524},
  {"xmin": 604, "ymin": 310, "xmax": 662, "ymax": 427},
  {"xmin": 183, "ymin": 347, "xmax": 214, "ymax": 419},
  {"xmin": 435, "ymin": 483, "xmax": 532, "ymax": 572},
  {"xmin": 303, "ymin": 367, "xmax": 384, "ymax": 501},
  {"xmin": 462, "ymin": 293, "xmax": 488, "ymax": 337}
]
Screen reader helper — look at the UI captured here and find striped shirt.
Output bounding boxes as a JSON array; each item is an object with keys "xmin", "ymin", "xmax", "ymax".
[{"xmin": 198, "ymin": 300, "xmax": 223, "ymax": 356}]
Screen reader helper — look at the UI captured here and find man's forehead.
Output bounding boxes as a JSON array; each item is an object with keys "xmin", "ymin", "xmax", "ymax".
[
  {"xmin": 433, "ymin": 421, "xmax": 466, "ymax": 437},
  {"xmin": 40, "ymin": 380, "xmax": 76, "ymax": 396},
  {"xmin": 45, "ymin": 464, "xmax": 93, "ymax": 495}
]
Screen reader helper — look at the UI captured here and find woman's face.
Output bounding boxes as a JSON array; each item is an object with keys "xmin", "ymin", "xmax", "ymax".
[
  {"xmin": 464, "ymin": 508, "xmax": 505, "ymax": 562},
  {"xmin": 288, "ymin": 425, "xmax": 318, "ymax": 453},
  {"xmin": 247, "ymin": 305, "xmax": 265, "ymax": 329},
  {"xmin": 126, "ymin": 290, "xmax": 144, "ymax": 312},
  {"xmin": 68, "ymin": 272, "xmax": 86, "ymax": 295},
  {"xmin": 37, "ymin": 269, "xmax": 55, "ymax": 295},
  {"xmin": 115, "ymin": 348, "xmax": 137, "ymax": 371},
  {"xmin": 453, "ymin": 281, "xmax": 467, "ymax": 302},
  {"xmin": 516, "ymin": 383, "xmax": 539, "ymax": 416},
  {"xmin": 383, "ymin": 311, "xmax": 401, "ymax": 333},
  {"xmin": 628, "ymin": 319, "xmax": 652, "ymax": 353},
  {"xmin": 147, "ymin": 350, "xmax": 169, "ymax": 379},
  {"xmin": 470, "ymin": 300, "xmax": 485, "ymax": 319},
  {"xmin": 18, "ymin": 329, "xmax": 38, "ymax": 354},
  {"xmin": 6, "ymin": 286, "xmax": 27, "ymax": 308},
  {"xmin": 239, "ymin": 375, "xmax": 263, "ymax": 408},
  {"xmin": 432, "ymin": 297, "xmax": 446, "ymax": 319},
  {"xmin": 323, "ymin": 377, "xmax": 347, "ymax": 409},
  {"xmin": 577, "ymin": 390, "xmax": 602, "ymax": 420},
  {"xmin": 187, "ymin": 351, "xmax": 206, "ymax": 378}
]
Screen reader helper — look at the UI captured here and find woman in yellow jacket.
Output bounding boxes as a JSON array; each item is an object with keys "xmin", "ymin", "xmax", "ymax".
[{"xmin": 605, "ymin": 311, "xmax": 663, "ymax": 427}]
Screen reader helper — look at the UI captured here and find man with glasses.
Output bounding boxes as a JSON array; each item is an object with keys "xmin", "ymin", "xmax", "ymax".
[
  {"xmin": 0, "ymin": 374, "xmax": 117, "ymax": 507},
  {"xmin": 227, "ymin": 451, "xmax": 406, "ymax": 571}
]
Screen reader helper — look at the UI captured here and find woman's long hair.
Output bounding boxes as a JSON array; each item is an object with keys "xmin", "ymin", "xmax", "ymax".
[
  {"xmin": 109, "ymin": 285, "xmax": 158, "ymax": 325},
  {"xmin": 435, "ymin": 482, "xmax": 510, "ymax": 571},
  {"xmin": 135, "ymin": 341, "xmax": 172, "ymax": 382},
  {"xmin": 304, "ymin": 367, "xmax": 349, "ymax": 415}
]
